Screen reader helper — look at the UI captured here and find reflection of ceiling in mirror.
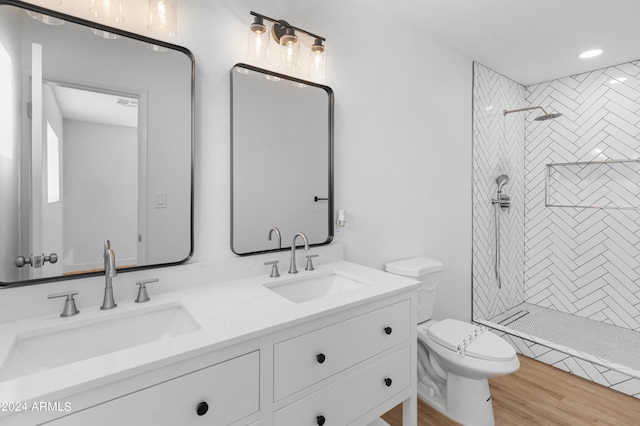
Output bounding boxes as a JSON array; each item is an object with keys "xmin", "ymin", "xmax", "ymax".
[{"xmin": 51, "ymin": 84, "xmax": 138, "ymax": 128}]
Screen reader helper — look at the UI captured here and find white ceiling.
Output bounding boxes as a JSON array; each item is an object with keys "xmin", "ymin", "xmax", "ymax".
[
  {"xmin": 360, "ymin": 0, "xmax": 640, "ymax": 86},
  {"xmin": 51, "ymin": 85, "xmax": 138, "ymax": 128}
]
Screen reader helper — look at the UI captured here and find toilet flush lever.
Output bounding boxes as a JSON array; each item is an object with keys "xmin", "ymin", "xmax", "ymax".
[{"xmin": 135, "ymin": 278, "xmax": 158, "ymax": 303}]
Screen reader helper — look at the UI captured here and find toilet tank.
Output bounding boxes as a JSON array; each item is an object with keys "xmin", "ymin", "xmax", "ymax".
[{"xmin": 385, "ymin": 257, "xmax": 444, "ymax": 323}]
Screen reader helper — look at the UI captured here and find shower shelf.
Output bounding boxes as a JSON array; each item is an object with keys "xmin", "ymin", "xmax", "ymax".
[{"xmin": 545, "ymin": 158, "xmax": 640, "ymax": 210}]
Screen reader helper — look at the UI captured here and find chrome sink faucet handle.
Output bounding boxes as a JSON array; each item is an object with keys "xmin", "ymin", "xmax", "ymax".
[
  {"xmin": 289, "ymin": 232, "xmax": 310, "ymax": 274},
  {"xmin": 305, "ymin": 254, "xmax": 319, "ymax": 271},
  {"xmin": 101, "ymin": 241, "xmax": 118, "ymax": 310},
  {"xmin": 268, "ymin": 227, "xmax": 282, "ymax": 249},
  {"xmin": 48, "ymin": 290, "xmax": 80, "ymax": 317},
  {"xmin": 135, "ymin": 278, "xmax": 159, "ymax": 303},
  {"xmin": 264, "ymin": 260, "xmax": 280, "ymax": 278}
]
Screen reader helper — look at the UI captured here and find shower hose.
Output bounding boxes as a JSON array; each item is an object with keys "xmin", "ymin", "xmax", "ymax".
[{"xmin": 494, "ymin": 202, "xmax": 502, "ymax": 289}]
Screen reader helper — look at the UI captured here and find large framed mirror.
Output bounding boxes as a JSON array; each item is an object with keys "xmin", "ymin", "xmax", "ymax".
[
  {"xmin": 0, "ymin": 0, "xmax": 193, "ymax": 286},
  {"xmin": 231, "ymin": 64, "xmax": 333, "ymax": 255}
]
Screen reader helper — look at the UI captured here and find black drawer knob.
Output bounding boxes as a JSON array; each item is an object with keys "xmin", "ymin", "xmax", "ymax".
[
  {"xmin": 196, "ymin": 401, "xmax": 209, "ymax": 416},
  {"xmin": 385, "ymin": 377, "xmax": 393, "ymax": 387},
  {"xmin": 384, "ymin": 327, "xmax": 393, "ymax": 335},
  {"xmin": 317, "ymin": 415, "xmax": 326, "ymax": 425},
  {"xmin": 316, "ymin": 353, "xmax": 326, "ymax": 364}
]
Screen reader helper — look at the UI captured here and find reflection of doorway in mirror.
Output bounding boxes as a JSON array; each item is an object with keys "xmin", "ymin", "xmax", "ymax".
[{"xmin": 51, "ymin": 84, "xmax": 141, "ymax": 275}]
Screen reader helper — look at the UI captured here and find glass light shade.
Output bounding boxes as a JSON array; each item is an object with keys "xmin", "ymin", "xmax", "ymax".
[
  {"xmin": 90, "ymin": 28, "xmax": 120, "ymax": 39},
  {"xmin": 26, "ymin": 10, "xmax": 65, "ymax": 25},
  {"xmin": 34, "ymin": 0, "xmax": 62, "ymax": 5},
  {"xmin": 89, "ymin": 0, "xmax": 123, "ymax": 23},
  {"xmin": 308, "ymin": 40, "xmax": 327, "ymax": 80},
  {"xmin": 148, "ymin": 0, "xmax": 177, "ymax": 38},
  {"xmin": 247, "ymin": 20, "xmax": 269, "ymax": 64},
  {"xmin": 279, "ymin": 29, "xmax": 299, "ymax": 73}
]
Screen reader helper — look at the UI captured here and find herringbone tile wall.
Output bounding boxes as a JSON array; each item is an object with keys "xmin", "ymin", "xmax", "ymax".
[
  {"xmin": 525, "ymin": 61, "xmax": 640, "ymax": 331},
  {"xmin": 472, "ymin": 63, "xmax": 526, "ymax": 320}
]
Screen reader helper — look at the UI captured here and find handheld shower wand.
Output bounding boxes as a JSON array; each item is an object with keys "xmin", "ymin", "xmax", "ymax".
[{"xmin": 496, "ymin": 174, "xmax": 509, "ymax": 199}]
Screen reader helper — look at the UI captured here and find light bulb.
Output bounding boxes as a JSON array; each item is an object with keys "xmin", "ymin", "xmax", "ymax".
[
  {"xmin": 248, "ymin": 16, "xmax": 269, "ymax": 64},
  {"xmin": 308, "ymin": 38, "xmax": 327, "ymax": 80},
  {"xmin": 279, "ymin": 27, "xmax": 299, "ymax": 73}
]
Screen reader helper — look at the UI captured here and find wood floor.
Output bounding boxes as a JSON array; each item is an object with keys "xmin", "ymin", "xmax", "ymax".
[{"xmin": 382, "ymin": 354, "xmax": 640, "ymax": 425}]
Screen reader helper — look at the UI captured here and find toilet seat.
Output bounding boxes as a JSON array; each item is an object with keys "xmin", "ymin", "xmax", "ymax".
[{"xmin": 420, "ymin": 319, "xmax": 516, "ymax": 362}]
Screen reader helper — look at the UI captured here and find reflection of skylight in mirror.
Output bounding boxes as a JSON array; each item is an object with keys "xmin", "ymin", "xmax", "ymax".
[
  {"xmin": 0, "ymin": 42, "xmax": 13, "ymax": 159},
  {"xmin": 46, "ymin": 122, "xmax": 60, "ymax": 203}
]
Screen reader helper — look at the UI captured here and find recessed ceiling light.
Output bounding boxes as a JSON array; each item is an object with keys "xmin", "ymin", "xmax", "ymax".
[{"xmin": 579, "ymin": 49, "xmax": 603, "ymax": 59}]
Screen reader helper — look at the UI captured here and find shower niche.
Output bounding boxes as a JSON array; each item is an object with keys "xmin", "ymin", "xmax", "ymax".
[{"xmin": 546, "ymin": 159, "xmax": 640, "ymax": 210}]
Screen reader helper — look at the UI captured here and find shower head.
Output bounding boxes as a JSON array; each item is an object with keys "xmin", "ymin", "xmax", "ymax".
[
  {"xmin": 534, "ymin": 112, "xmax": 563, "ymax": 121},
  {"xmin": 503, "ymin": 106, "xmax": 562, "ymax": 121},
  {"xmin": 496, "ymin": 175, "xmax": 509, "ymax": 192}
]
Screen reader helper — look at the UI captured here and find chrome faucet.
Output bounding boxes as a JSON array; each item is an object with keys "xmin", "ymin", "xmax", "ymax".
[
  {"xmin": 288, "ymin": 232, "xmax": 309, "ymax": 274},
  {"xmin": 100, "ymin": 240, "xmax": 118, "ymax": 310},
  {"xmin": 268, "ymin": 227, "xmax": 282, "ymax": 248}
]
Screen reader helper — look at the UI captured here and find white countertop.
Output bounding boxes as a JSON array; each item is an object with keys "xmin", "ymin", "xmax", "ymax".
[{"xmin": 0, "ymin": 261, "xmax": 418, "ymax": 412}]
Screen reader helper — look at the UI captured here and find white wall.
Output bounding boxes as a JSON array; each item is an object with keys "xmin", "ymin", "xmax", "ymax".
[
  {"xmin": 63, "ymin": 120, "xmax": 137, "ymax": 271},
  {"xmin": 11, "ymin": 0, "xmax": 473, "ymax": 322},
  {"xmin": 472, "ymin": 63, "xmax": 526, "ymax": 321},
  {"xmin": 525, "ymin": 62, "xmax": 640, "ymax": 331}
]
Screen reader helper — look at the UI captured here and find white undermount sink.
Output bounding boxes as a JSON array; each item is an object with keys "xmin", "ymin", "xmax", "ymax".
[
  {"xmin": 264, "ymin": 270, "xmax": 370, "ymax": 303},
  {"xmin": 0, "ymin": 303, "xmax": 200, "ymax": 382}
]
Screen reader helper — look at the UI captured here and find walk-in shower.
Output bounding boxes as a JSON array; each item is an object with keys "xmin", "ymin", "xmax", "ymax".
[{"xmin": 472, "ymin": 61, "xmax": 640, "ymax": 399}]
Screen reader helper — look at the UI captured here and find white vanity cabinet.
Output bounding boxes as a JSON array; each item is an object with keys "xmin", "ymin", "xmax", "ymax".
[
  {"xmin": 45, "ymin": 351, "xmax": 260, "ymax": 426},
  {"xmin": 5, "ymin": 266, "xmax": 417, "ymax": 426}
]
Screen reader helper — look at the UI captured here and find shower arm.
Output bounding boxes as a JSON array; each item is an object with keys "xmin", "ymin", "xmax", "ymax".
[{"xmin": 503, "ymin": 106, "xmax": 549, "ymax": 116}]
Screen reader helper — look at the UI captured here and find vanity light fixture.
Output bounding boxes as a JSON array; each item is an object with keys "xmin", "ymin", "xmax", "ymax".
[
  {"xmin": 248, "ymin": 11, "xmax": 327, "ymax": 79},
  {"xmin": 89, "ymin": 0, "xmax": 124, "ymax": 24},
  {"xmin": 579, "ymin": 49, "xmax": 602, "ymax": 59},
  {"xmin": 308, "ymin": 38, "xmax": 327, "ymax": 80},
  {"xmin": 248, "ymin": 15, "xmax": 269, "ymax": 64},
  {"xmin": 148, "ymin": 0, "xmax": 178, "ymax": 38}
]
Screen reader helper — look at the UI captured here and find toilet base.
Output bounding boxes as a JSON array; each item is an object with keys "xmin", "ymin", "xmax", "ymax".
[{"xmin": 417, "ymin": 372, "xmax": 495, "ymax": 426}]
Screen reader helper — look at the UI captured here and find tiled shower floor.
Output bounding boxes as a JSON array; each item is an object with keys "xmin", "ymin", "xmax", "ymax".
[{"xmin": 488, "ymin": 303, "xmax": 640, "ymax": 372}]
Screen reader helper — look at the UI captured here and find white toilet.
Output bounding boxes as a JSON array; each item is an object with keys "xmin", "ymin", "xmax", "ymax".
[{"xmin": 385, "ymin": 257, "xmax": 519, "ymax": 426}]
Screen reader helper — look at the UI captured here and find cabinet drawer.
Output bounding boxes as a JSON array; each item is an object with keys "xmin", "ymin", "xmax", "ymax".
[
  {"xmin": 121, "ymin": 350, "xmax": 260, "ymax": 425},
  {"xmin": 274, "ymin": 346, "xmax": 411, "ymax": 425},
  {"xmin": 47, "ymin": 351, "xmax": 260, "ymax": 426},
  {"xmin": 274, "ymin": 319, "xmax": 356, "ymax": 401},
  {"xmin": 355, "ymin": 299, "xmax": 411, "ymax": 361}
]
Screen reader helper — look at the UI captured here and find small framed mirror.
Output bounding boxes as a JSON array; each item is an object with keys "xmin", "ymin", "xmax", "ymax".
[
  {"xmin": 231, "ymin": 64, "xmax": 333, "ymax": 255},
  {"xmin": 0, "ymin": 0, "xmax": 193, "ymax": 286}
]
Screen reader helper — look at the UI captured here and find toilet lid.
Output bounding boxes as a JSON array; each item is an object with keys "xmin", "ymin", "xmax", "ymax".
[{"xmin": 426, "ymin": 319, "xmax": 516, "ymax": 362}]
